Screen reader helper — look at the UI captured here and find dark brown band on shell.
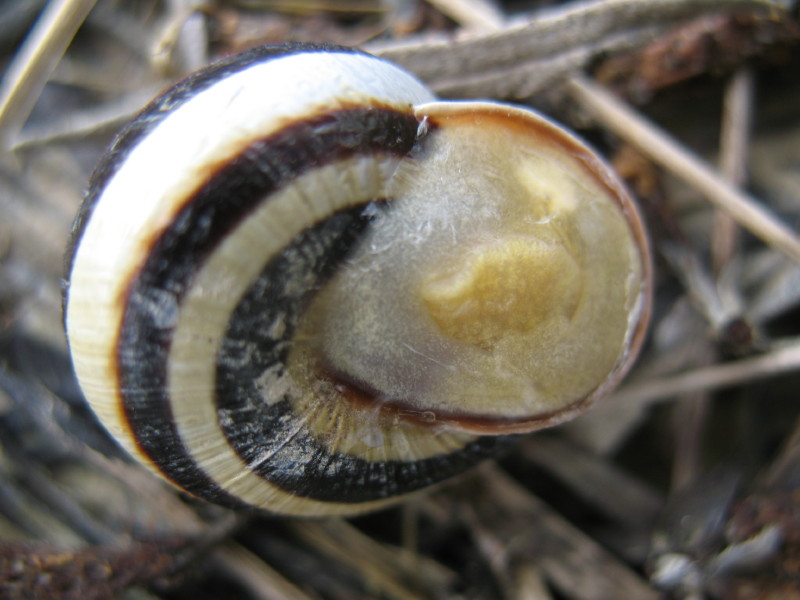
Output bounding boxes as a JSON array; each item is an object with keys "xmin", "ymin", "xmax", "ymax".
[
  {"xmin": 113, "ymin": 106, "xmax": 502, "ymax": 504},
  {"xmin": 216, "ymin": 207, "xmax": 507, "ymax": 502},
  {"xmin": 63, "ymin": 43, "xmax": 368, "ymax": 318}
]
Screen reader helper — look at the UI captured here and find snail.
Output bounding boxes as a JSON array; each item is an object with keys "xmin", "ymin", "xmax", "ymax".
[{"xmin": 63, "ymin": 42, "xmax": 652, "ymax": 516}]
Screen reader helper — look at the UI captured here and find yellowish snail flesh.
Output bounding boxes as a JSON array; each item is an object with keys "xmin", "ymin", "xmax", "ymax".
[{"xmin": 64, "ymin": 43, "xmax": 652, "ymax": 516}]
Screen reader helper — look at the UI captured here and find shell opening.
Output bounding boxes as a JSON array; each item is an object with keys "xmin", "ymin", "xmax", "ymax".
[{"xmin": 288, "ymin": 102, "xmax": 650, "ymax": 436}]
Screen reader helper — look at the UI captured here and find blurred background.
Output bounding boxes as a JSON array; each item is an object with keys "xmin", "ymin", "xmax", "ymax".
[{"xmin": 0, "ymin": 1, "xmax": 799, "ymax": 599}]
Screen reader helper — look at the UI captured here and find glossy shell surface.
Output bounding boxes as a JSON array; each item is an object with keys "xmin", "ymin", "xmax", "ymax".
[{"xmin": 65, "ymin": 43, "xmax": 651, "ymax": 515}]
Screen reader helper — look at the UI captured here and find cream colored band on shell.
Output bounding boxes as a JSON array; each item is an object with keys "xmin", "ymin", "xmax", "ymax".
[{"xmin": 66, "ymin": 50, "xmax": 434, "ymax": 465}]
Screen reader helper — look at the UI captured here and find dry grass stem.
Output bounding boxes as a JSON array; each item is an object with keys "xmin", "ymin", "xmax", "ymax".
[
  {"xmin": 0, "ymin": 0, "xmax": 98, "ymax": 150},
  {"xmin": 374, "ymin": 0, "xmax": 782, "ymax": 78},
  {"xmin": 568, "ymin": 74, "xmax": 800, "ymax": 265},
  {"xmin": 291, "ymin": 519, "xmax": 455, "ymax": 599},
  {"xmin": 11, "ymin": 88, "xmax": 163, "ymax": 149},
  {"xmin": 713, "ymin": 67, "xmax": 754, "ymax": 272},
  {"xmin": 468, "ymin": 465, "xmax": 662, "ymax": 600},
  {"xmin": 520, "ymin": 436, "xmax": 664, "ymax": 527},
  {"xmin": 215, "ymin": 543, "xmax": 317, "ymax": 600},
  {"xmin": 608, "ymin": 340, "xmax": 800, "ymax": 408},
  {"xmin": 423, "ymin": 0, "xmax": 506, "ymax": 31}
]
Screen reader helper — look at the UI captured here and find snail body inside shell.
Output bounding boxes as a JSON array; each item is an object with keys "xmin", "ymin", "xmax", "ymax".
[{"xmin": 64, "ymin": 43, "xmax": 651, "ymax": 516}]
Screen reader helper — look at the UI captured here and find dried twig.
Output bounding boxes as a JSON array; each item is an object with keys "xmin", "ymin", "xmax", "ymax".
[
  {"xmin": 567, "ymin": 74, "xmax": 800, "ymax": 265},
  {"xmin": 461, "ymin": 465, "xmax": 662, "ymax": 600},
  {"xmin": 373, "ymin": 0, "xmax": 782, "ymax": 80},
  {"xmin": 607, "ymin": 340, "xmax": 800, "ymax": 409},
  {"xmin": 520, "ymin": 435, "xmax": 664, "ymax": 529},
  {"xmin": 214, "ymin": 543, "xmax": 317, "ymax": 600},
  {"xmin": 714, "ymin": 67, "xmax": 754, "ymax": 272},
  {"xmin": 0, "ymin": 0, "xmax": 98, "ymax": 151},
  {"xmin": 291, "ymin": 519, "xmax": 456, "ymax": 599},
  {"xmin": 422, "ymin": 0, "xmax": 505, "ymax": 31}
]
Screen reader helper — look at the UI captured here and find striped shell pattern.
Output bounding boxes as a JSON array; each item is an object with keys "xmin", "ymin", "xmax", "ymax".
[{"xmin": 64, "ymin": 43, "xmax": 651, "ymax": 516}]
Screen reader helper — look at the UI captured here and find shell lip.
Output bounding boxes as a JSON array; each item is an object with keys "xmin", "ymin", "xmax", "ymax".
[
  {"xmin": 321, "ymin": 321, "xmax": 652, "ymax": 437},
  {"xmin": 398, "ymin": 99, "xmax": 655, "ymax": 435}
]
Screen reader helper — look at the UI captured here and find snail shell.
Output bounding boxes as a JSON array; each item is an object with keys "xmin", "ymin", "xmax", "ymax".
[{"xmin": 64, "ymin": 43, "xmax": 651, "ymax": 516}]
